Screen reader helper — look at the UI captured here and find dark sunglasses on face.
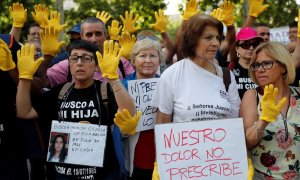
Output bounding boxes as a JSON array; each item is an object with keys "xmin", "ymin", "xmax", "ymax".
[
  {"xmin": 238, "ymin": 41, "xmax": 261, "ymax": 49},
  {"xmin": 259, "ymin": 32, "xmax": 270, "ymax": 36},
  {"xmin": 250, "ymin": 60, "xmax": 277, "ymax": 71},
  {"xmin": 68, "ymin": 55, "xmax": 94, "ymax": 63}
]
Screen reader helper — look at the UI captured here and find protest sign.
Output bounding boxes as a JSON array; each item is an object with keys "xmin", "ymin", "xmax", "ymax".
[
  {"xmin": 128, "ymin": 78, "xmax": 159, "ymax": 131},
  {"xmin": 270, "ymin": 26, "xmax": 289, "ymax": 44},
  {"xmin": 155, "ymin": 118, "xmax": 247, "ymax": 180},
  {"xmin": 47, "ymin": 120, "xmax": 107, "ymax": 167}
]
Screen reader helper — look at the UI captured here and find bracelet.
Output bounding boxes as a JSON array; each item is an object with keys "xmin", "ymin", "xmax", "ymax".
[
  {"xmin": 253, "ymin": 121, "xmax": 265, "ymax": 139},
  {"xmin": 111, "ymin": 79, "xmax": 120, "ymax": 88},
  {"xmin": 113, "ymin": 86, "xmax": 122, "ymax": 93}
]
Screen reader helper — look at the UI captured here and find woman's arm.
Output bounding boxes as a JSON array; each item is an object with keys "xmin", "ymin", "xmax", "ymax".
[
  {"xmin": 16, "ymin": 79, "xmax": 39, "ymax": 119},
  {"xmin": 156, "ymin": 111, "xmax": 172, "ymax": 124},
  {"xmin": 108, "ymin": 79, "xmax": 135, "ymax": 116},
  {"xmin": 240, "ymin": 89, "xmax": 268, "ymax": 149}
]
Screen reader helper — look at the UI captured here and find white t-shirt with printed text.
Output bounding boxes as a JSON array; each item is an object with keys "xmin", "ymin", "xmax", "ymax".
[{"xmin": 151, "ymin": 58, "xmax": 240, "ymax": 123}]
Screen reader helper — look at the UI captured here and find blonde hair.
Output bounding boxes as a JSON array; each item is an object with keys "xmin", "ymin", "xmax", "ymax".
[
  {"xmin": 249, "ymin": 42, "xmax": 295, "ymax": 85},
  {"xmin": 130, "ymin": 38, "xmax": 164, "ymax": 65}
]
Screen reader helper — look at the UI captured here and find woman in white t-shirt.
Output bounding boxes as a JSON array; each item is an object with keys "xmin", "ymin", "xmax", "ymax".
[{"xmin": 151, "ymin": 13, "xmax": 240, "ymax": 124}]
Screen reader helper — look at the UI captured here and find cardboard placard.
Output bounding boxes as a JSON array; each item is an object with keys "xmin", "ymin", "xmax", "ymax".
[
  {"xmin": 47, "ymin": 120, "xmax": 107, "ymax": 167},
  {"xmin": 155, "ymin": 118, "xmax": 248, "ymax": 180}
]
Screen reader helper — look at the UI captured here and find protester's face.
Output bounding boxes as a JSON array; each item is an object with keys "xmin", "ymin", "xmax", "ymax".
[
  {"xmin": 54, "ymin": 137, "xmax": 64, "ymax": 152},
  {"xmin": 134, "ymin": 48, "xmax": 160, "ymax": 78},
  {"xmin": 28, "ymin": 41, "xmax": 42, "ymax": 60},
  {"xmin": 236, "ymin": 39, "xmax": 261, "ymax": 61},
  {"xmin": 27, "ymin": 26, "xmax": 40, "ymax": 42},
  {"xmin": 194, "ymin": 26, "xmax": 220, "ymax": 61},
  {"xmin": 254, "ymin": 51, "xmax": 285, "ymax": 87},
  {"xmin": 257, "ymin": 26, "xmax": 270, "ymax": 42},
  {"xmin": 69, "ymin": 49, "xmax": 96, "ymax": 83},
  {"xmin": 81, "ymin": 22, "xmax": 106, "ymax": 49},
  {"xmin": 289, "ymin": 27, "xmax": 298, "ymax": 42}
]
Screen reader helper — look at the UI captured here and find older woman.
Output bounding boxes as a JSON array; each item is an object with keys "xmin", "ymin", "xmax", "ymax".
[
  {"xmin": 241, "ymin": 42, "xmax": 300, "ymax": 179},
  {"xmin": 114, "ymin": 38, "xmax": 163, "ymax": 180},
  {"xmin": 16, "ymin": 40, "xmax": 135, "ymax": 179},
  {"xmin": 151, "ymin": 13, "xmax": 240, "ymax": 124}
]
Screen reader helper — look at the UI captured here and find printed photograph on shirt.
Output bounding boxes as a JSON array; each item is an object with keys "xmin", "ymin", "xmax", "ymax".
[{"xmin": 47, "ymin": 132, "xmax": 69, "ymax": 163}]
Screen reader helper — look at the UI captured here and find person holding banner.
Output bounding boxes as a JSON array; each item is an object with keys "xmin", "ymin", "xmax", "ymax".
[
  {"xmin": 241, "ymin": 42, "xmax": 300, "ymax": 179},
  {"xmin": 48, "ymin": 134, "xmax": 68, "ymax": 163},
  {"xmin": 16, "ymin": 39, "xmax": 136, "ymax": 179},
  {"xmin": 113, "ymin": 37, "xmax": 163, "ymax": 180},
  {"xmin": 151, "ymin": 13, "xmax": 240, "ymax": 124}
]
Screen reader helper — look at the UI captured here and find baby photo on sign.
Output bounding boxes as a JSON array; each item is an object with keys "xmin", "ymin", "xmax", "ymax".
[{"xmin": 47, "ymin": 132, "xmax": 69, "ymax": 163}]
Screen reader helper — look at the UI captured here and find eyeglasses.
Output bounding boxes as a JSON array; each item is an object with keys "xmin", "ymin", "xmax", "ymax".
[
  {"xmin": 68, "ymin": 55, "xmax": 94, "ymax": 63},
  {"xmin": 238, "ymin": 41, "xmax": 261, "ymax": 49},
  {"xmin": 259, "ymin": 32, "xmax": 270, "ymax": 36},
  {"xmin": 250, "ymin": 60, "xmax": 276, "ymax": 71}
]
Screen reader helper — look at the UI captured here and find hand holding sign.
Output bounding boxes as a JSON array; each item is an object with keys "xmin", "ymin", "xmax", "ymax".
[{"xmin": 114, "ymin": 109, "xmax": 142, "ymax": 135}]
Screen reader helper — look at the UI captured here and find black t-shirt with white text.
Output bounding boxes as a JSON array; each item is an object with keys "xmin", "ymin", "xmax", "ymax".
[
  {"xmin": 231, "ymin": 62, "xmax": 257, "ymax": 99},
  {"xmin": 34, "ymin": 81, "xmax": 118, "ymax": 179}
]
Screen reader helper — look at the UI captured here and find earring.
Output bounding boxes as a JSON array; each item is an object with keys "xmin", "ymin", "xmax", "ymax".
[{"xmin": 237, "ymin": 52, "xmax": 240, "ymax": 57}]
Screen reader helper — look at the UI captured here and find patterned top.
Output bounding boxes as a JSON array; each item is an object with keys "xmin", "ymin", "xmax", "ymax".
[{"xmin": 251, "ymin": 87, "xmax": 300, "ymax": 180}]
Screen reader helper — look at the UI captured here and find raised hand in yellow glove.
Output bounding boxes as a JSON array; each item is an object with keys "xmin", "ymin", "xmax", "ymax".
[
  {"xmin": 17, "ymin": 44, "xmax": 44, "ymax": 80},
  {"xmin": 249, "ymin": 0, "xmax": 269, "ymax": 18},
  {"xmin": 108, "ymin": 20, "xmax": 122, "ymax": 41},
  {"xmin": 96, "ymin": 11, "xmax": 111, "ymax": 24},
  {"xmin": 0, "ymin": 39, "xmax": 15, "ymax": 71},
  {"xmin": 96, "ymin": 40, "xmax": 123, "ymax": 79},
  {"xmin": 247, "ymin": 157, "xmax": 254, "ymax": 180},
  {"xmin": 260, "ymin": 84, "xmax": 287, "ymax": 123},
  {"xmin": 31, "ymin": 4, "xmax": 49, "ymax": 28},
  {"xmin": 118, "ymin": 32, "xmax": 136, "ymax": 60},
  {"xmin": 40, "ymin": 25, "xmax": 66, "ymax": 57},
  {"xmin": 152, "ymin": 162, "xmax": 160, "ymax": 180},
  {"xmin": 149, "ymin": 9, "xmax": 169, "ymax": 33},
  {"xmin": 9, "ymin": 3, "xmax": 27, "ymax": 28},
  {"xmin": 48, "ymin": 11, "xmax": 67, "ymax": 33},
  {"xmin": 114, "ymin": 109, "xmax": 142, "ymax": 135},
  {"xmin": 120, "ymin": 11, "xmax": 140, "ymax": 34},
  {"xmin": 182, "ymin": 0, "xmax": 199, "ymax": 21}
]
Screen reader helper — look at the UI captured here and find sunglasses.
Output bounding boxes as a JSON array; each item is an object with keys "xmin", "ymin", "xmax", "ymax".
[{"xmin": 238, "ymin": 41, "xmax": 261, "ymax": 49}]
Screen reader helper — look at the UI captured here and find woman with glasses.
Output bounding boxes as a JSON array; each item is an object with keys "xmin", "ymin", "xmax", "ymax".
[
  {"xmin": 241, "ymin": 42, "xmax": 300, "ymax": 179},
  {"xmin": 16, "ymin": 40, "xmax": 135, "ymax": 179},
  {"xmin": 229, "ymin": 27, "xmax": 264, "ymax": 98}
]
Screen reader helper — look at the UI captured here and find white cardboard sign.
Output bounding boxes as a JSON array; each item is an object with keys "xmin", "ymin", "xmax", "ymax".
[
  {"xmin": 155, "ymin": 118, "xmax": 248, "ymax": 180},
  {"xmin": 127, "ymin": 78, "xmax": 159, "ymax": 132},
  {"xmin": 47, "ymin": 120, "xmax": 107, "ymax": 167}
]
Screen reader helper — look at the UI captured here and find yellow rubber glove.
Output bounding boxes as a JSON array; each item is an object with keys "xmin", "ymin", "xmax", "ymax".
[
  {"xmin": 152, "ymin": 162, "xmax": 160, "ymax": 180},
  {"xmin": 247, "ymin": 158, "xmax": 254, "ymax": 180},
  {"xmin": 96, "ymin": 40, "xmax": 123, "ymax": 79},
  {"xmin": 9, "ymin": 3, "xmax": 27, "ymax": 28},
  {"xmin": 0, "ymin": 39, "xmax": 16, "ymax": 71},
  {"xmin": 120, "ymin": 11, "xmax": 140, "ymax": 34},
  {"xmin": 297, "ymin": 9, "xmax": 300, "ymax": 38},
  {"xmin": 118, "ymin": 32, "xmax": 136, "ymax": 60},
  {"xmin": 249, "ymin": 0, "xmax": 269, "ymax": 18},
  {"xmin": 108, "ymin": 20, "xmax": 122, "ymax": 41},
  {"xmin": 149, "ymin": 9, "xmax": 169, "ymax": 33},
  {"xmin": 260, "ymin": 84, "xmax": 287, "ymax": 123},
  {"xmin": 31, "ymin": 4, "xmax": 49, "ymax": 28},
  {"xmin": 182, "ymin": 0, "xmax": 200, "ymax": 21},
  {"xmin": 48, "ymin": 11, "xmax": 67, "ymax": 33},
  {"xmin": 114, "ymin": 109, "xmax": 142, "ymax": 135},
  {"xmin": 17, "ymin": 44, "xmax": 44, "ymax": 80},
  {"xmin": 220, "ymin": 0, "xmax": 234, "ymax": 26},
  {"xmin": 40, "ymin": 25, "xmax": 66, "ymax": 57},
  {"xmin": 96, "ymin": 11, "xmax": 112, "ymax": 24},
  {"xmin": 210, "ymin": 8, "xmax": 222, "ymax": 21}
]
